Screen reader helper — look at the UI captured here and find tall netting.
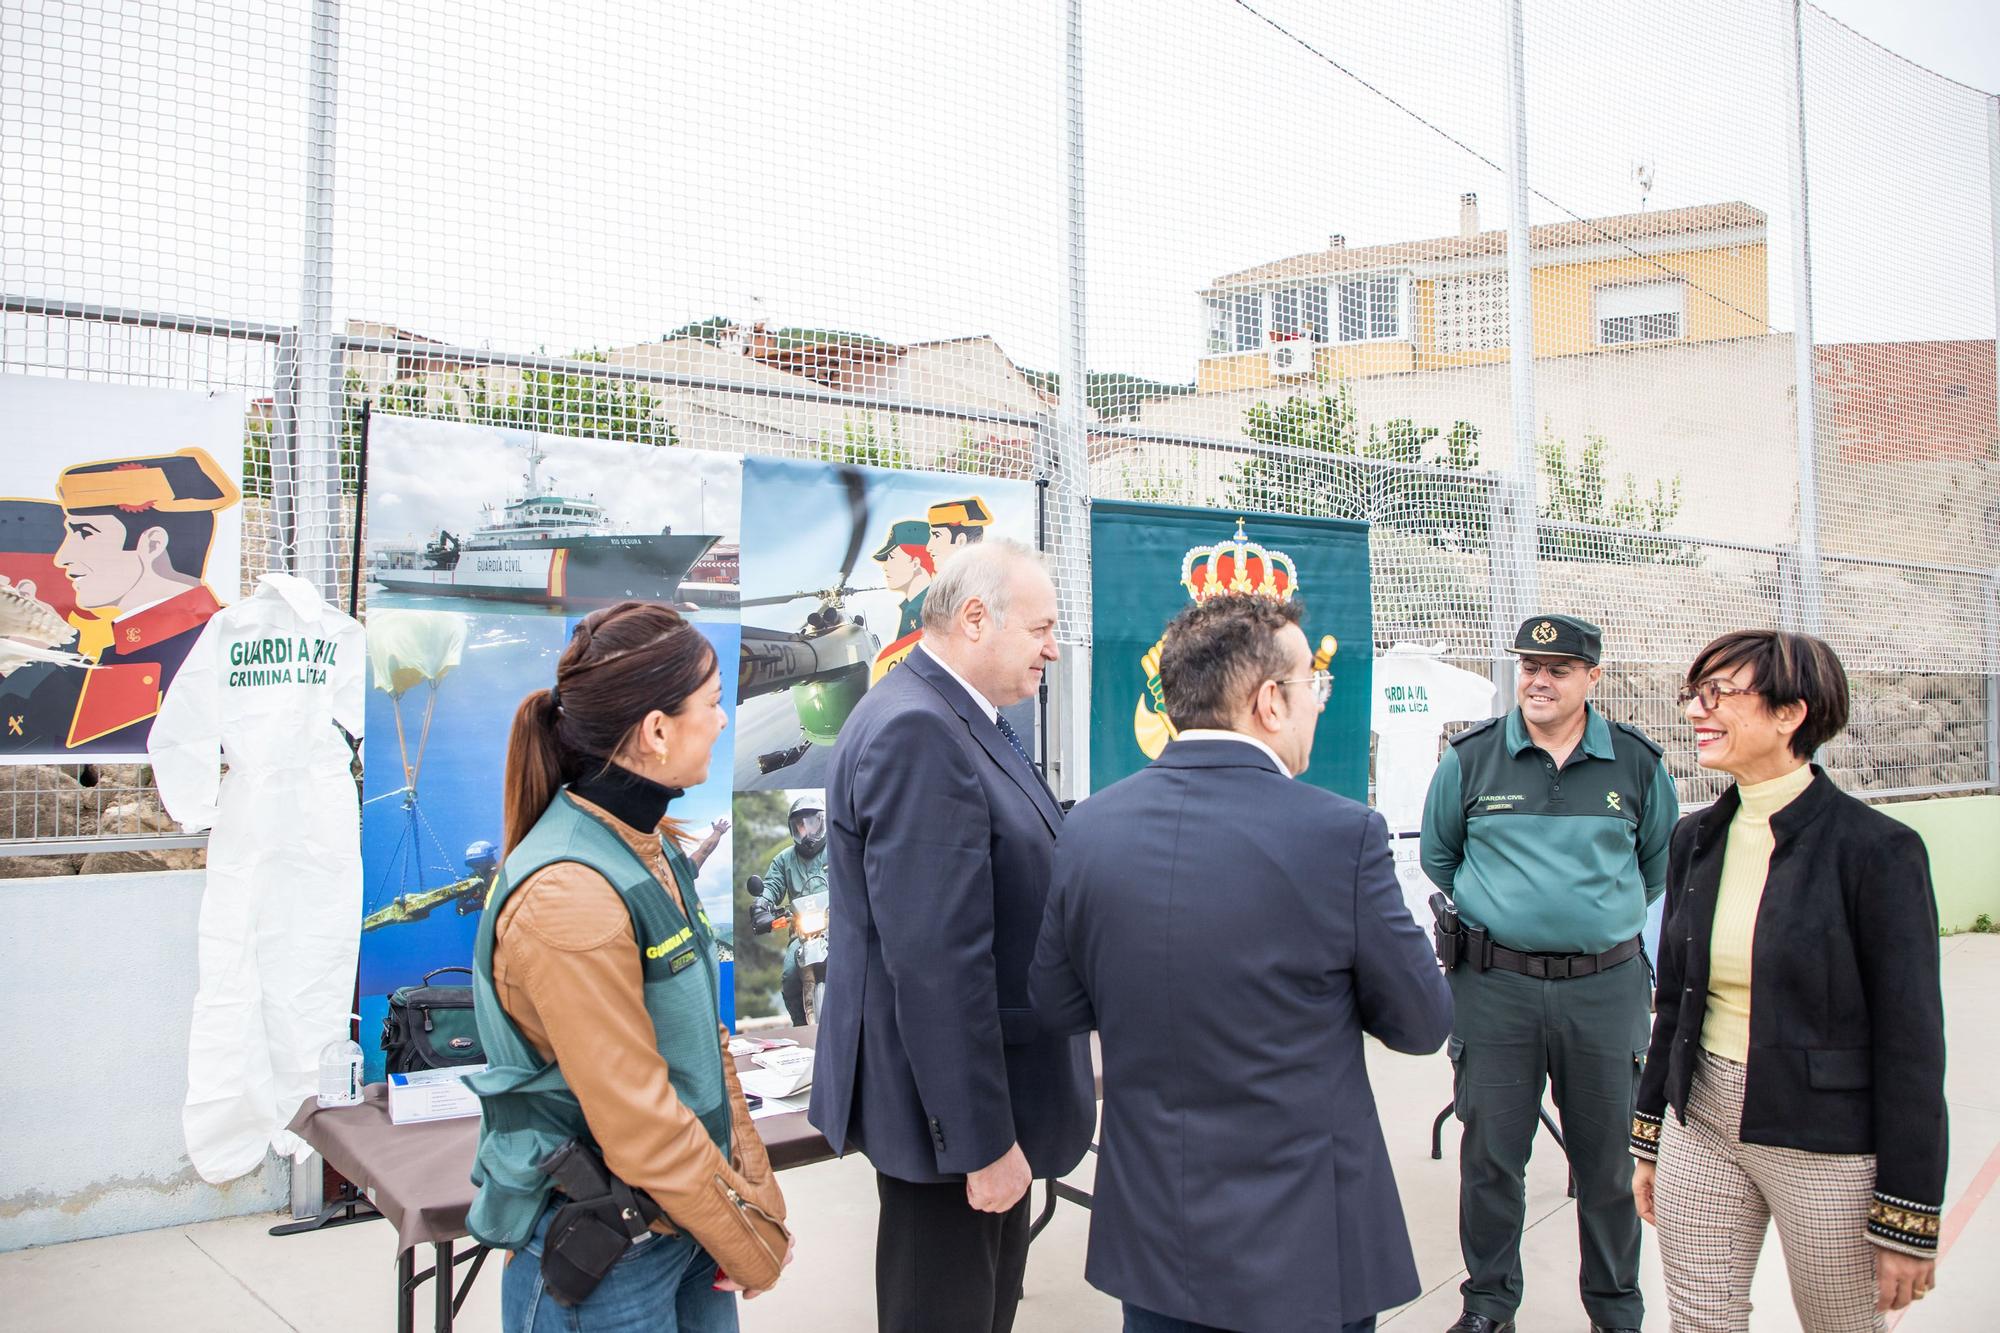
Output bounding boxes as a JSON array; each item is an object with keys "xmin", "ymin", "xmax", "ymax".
[
  {"xmin": 1515, "ymin": 0, "xmax": 1806, "ymax": 798},
  {"xmin": 1798, "ymin": 6, "xmax": 1997, "ymax": 795},
  {"xmin": 2, "ymin": 0, "xmax": 1994, "ymax": 856},
  {"xmin": 1083, "ymin": 0, "xmax": 1511, "ymax": 667}
]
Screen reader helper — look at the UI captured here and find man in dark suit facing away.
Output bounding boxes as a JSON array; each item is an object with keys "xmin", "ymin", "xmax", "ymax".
[
  {"xmin": 809, "ymin": 538, "xmax": 1093, "ymax": 1333},
  {"xmin": 1031, "ymin": 593, "xmax": 1453, "ymax": 1333}
]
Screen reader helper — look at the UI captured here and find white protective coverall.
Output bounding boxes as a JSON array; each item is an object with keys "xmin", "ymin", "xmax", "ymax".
[
  {"xmin": 1370, "ymin": 643, "xmax": 1497, "ymax": 926},
  {"xmin": 150, "ymin": 572, "xmax": 365, "ymax": 1182}
]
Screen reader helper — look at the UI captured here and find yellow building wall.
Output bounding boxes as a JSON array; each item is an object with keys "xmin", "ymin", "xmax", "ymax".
[{"xmin": 1194, "ymin": 243, "xmax": 1769, "ymax": 391}]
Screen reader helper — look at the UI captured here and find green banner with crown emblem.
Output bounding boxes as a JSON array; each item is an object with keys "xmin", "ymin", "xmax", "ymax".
[{"xmin": 1088, "ymin": 501, "xmax": 1371, "ymax": 798}]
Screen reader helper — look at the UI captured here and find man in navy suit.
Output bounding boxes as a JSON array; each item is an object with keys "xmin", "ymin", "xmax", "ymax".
[
  {"xmin": 809, "ymin": 539, "xmax": 1093, "ymax": 1333},
  {"xmin": 1031, "ymin": 593, "xmax": 1452, "ymax": 1333}
]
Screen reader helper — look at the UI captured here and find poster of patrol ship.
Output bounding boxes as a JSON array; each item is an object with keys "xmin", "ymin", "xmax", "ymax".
[{"xmin": 364, "ymin": 414, "xmax": 741, "ymax": 614}]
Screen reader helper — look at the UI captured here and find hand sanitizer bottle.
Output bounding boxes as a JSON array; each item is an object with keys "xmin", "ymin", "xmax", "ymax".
[{"xmin": 316, "ymin": 1014, "xmax": 365, "ymax": 1108}]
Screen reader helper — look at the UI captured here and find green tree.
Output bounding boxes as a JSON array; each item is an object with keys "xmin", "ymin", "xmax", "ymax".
[
  {"xmin": 1023, "ymin": 369, "xmax": 1196, "ymax": 421},
  {"xmin": 457, "ymin": 368, "xmax": 677, "ymax": 447},
  {"xmin": 730, "ymin": 791, "xmax": 793, "ymax": 1023},
  {"xmin": 1536, "ymin": 432, "xmax": 1697, "ymax": 565},
  {"xmin": 333, "ymin": 362, "xmax": 677, "ymax": 499},
  {"xmin": 1228, "ymin": 380, "xmax": 1489, "ymax": 547},
  {"xmin": 817, "ymin": 413, "xmax": 910, "ymax": 469}
]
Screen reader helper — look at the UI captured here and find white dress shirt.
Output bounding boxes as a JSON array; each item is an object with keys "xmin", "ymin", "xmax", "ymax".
[
  {"xmin": 918, "ymin": 641, "xmax": 998, "ymax": 723},
  {"xmin": 1173, "ymin": 728, "xmax": 1292, "ymax": 777}
]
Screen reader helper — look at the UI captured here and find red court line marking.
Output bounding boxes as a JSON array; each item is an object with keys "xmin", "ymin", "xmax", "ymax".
[{"xmin": 1885, "ymin": 1131, "xmax": 2000, "ymax": 1330}]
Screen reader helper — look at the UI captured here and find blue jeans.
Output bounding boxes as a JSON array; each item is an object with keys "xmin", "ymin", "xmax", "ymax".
[
  {"xmin": 502, "ymin": 1205, "xmax": 739, "ymax": 1333},
  {"xmin": 1123, "ymin": 1302, "xmax": 1376, "ymax": 1333}
]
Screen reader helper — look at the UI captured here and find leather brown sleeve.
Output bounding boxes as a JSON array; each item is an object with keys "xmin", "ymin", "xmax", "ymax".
[{"xmin": 494, "ymin": 863, "xmax": 786, "ymax": 1272}]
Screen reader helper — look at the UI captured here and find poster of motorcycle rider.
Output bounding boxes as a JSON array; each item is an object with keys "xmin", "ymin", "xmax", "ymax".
[
  {"xmin": 730, "ymin": 788, "xmax": 831, "ymax": 1030},
  {"xmin": 1, "ymin": 375, "xmax": 246, "ymax": 763},
  {"xmin": 733, "ymin": 453, "xmax": 1039, "ymax": 790}
]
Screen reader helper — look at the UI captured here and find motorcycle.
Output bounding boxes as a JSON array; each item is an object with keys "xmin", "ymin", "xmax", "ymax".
[
  {"xmin": 789, "ymin": 889, "xmax": 831, "ymax": 1026},
  {"xmin": 750, "ymin": 876, "xmax": 832, "ymax": 1026}
]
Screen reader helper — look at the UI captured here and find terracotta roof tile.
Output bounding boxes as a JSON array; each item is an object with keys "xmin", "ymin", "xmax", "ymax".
[{"xmin": 1210, "ymin": 201, "xmax": 1767, "ymax": 288}]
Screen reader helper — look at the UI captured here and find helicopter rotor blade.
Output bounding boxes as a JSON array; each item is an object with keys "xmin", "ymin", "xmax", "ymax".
[
  {"xmin": 739, "ymin": 590, "xmax": 817, "ymax": 608},
  {"xmin": 834, "ymin": 467, "xmax": 871, "ymax": 586}
]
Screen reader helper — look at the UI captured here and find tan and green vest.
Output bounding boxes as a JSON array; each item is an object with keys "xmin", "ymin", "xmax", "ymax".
[{"xmin": 464, "ymin": 790, "xmax": 728, "ymax": 1249}]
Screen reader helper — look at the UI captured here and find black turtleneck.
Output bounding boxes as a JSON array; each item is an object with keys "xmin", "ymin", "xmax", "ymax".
[{"xmin": 572, "ymin": 762, "xmax": 682, "ymax": 833}]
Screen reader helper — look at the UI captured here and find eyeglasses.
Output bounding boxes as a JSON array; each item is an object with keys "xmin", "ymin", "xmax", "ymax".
[
  {"xmin": 1517, "ymin": 658, "xmax": 1583, "ymax": 681},
  {"xmin": 1272, "ymin": 671, "xmax": 1333, "ymax": 707},
  {"xmin": 1676, "ymin": 680, "xmax": 1760, "ymax": 711}
]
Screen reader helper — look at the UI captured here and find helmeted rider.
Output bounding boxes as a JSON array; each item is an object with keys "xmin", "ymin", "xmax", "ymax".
[{"xmin": 752, "ymin": 793, "xmax": 829, "ymax": 1025}]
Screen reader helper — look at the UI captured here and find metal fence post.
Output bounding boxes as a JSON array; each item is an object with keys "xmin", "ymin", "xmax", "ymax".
[
  {"xmin": 1493, "ymin": 0, "xmax": 1539, "ymax": 705},
  {"xmin": 290, "ymin": 0, "xmax": 344, "ymax": 599},
  {"xmin": 1783, "ymin": 0, "xmax": 1825, "ymax": 635},
  {"xmin": 1987, "ymin": 570, "xmax": 1999, "ymax": 795},
  {"xmin": 1988, "ymin": 96, "xmax": 1999, "ymax": 793},
  {"xmin": 1048, "ymin": 0, "xmax": 1093, "ymax": 798}
]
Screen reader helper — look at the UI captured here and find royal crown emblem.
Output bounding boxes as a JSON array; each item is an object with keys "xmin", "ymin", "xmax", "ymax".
[
  {"xmin": 1531, "ymin": 620, "xmax": 1558, "ymax": 645},
  {"xmin": 1180, "ymin": 519, "xmax": 1298, "ymax": 604},
  {"xmin": 1133, "ymin": 518, "xmax": 1333, "ymax": 761}
]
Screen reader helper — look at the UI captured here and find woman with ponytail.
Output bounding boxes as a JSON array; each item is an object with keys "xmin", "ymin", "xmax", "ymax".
[{"xmin": 464, "ymin": 601, "xmax": 791, "ymax": 1332}]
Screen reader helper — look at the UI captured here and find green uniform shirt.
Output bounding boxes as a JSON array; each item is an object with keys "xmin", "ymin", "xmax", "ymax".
[
  {"xmin": 896, "ymin": 587, "xmax": 927, "ymax": 641},
  {"xmin": 1420, "ymin": 704, "xmax": 1678, "ymax": 954},
  {"xmin": 756, "ymin": 844, "xmax": 828, "ymax": 915}
]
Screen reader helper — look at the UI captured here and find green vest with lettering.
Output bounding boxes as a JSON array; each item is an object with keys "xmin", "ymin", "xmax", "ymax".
[{"xmin": 464, "ymin": 790, "xmax": 729, "ymax": 1249}]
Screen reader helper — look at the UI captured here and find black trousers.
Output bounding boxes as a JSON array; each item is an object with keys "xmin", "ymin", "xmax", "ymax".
[
  {"xmin": 1448, "ymin": 956, "xmax": 1652, "ymax": 1328},
  {"xmin": 875, "ymin": 1172, "xmax": 1032, "ymax": 1333}
]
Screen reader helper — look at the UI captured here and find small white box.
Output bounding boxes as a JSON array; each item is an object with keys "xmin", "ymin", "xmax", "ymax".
[{"xmin": 388, "ymin": 1064, "xmax": 487, "ymax": 1125}]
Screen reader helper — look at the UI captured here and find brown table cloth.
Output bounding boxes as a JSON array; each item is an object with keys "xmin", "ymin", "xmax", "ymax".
[{"xmin": 286, "ymin": 1025, "xmax": 834, "ymax": 1252}]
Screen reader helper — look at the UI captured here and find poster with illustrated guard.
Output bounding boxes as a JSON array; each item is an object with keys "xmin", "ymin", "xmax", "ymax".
[{"xmin": 0, "ymin": 376, "xmax": 246, "ymax": 763}]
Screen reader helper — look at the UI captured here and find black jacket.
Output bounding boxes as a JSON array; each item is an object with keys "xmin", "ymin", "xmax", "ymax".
[
  {"xmin": 807, "ymin": 647, "xmax": 1094, "ymax": 1185},
  {"xmin": 1632, "ymin": 767, "xmax": 1946, "ymax": 1253},
  {"xmin": 1031, "ymin": 741, "xmax": 1452, "ymax": 1331}
]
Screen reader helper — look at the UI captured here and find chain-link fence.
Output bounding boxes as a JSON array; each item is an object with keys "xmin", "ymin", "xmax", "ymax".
[{"xmin": 3, "ymin": 0, "xmax": 1995, "ymax": 863}]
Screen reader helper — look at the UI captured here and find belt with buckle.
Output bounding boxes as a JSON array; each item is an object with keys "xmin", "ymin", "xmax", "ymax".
[{"xmin": 1483, "ymin": 934, "xmax": 1642, "ymax": 980}]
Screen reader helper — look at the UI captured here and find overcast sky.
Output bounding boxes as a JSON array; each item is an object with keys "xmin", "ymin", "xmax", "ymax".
[{"xmin": 2, "ymin": 0, "xmax": 1994, "ymax": 391}]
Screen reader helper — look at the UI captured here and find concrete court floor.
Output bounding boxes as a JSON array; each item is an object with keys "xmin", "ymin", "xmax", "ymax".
[{"xmin": 5, "ymin": 934, "xmax": 1996, "ymax": 1333}]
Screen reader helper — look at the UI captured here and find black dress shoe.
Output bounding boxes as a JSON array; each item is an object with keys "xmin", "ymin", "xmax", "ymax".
[{"xmin": 1445, "ymin": 1315, "xmax": 1515, "ymax": 1333}]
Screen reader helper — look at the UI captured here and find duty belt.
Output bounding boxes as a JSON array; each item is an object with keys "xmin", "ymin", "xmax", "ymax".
[
  {"xmin": 1429, "ymin": 893, "xmax": 1642, "ymax": 980},
  {"xmin": 1479, "ymin": 934, "xmax": 1643, "ymax": 980}
]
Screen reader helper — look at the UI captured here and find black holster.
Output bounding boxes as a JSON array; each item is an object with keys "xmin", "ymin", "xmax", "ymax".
[
  {"xmin": 1428, "ymin": 892, "xmax": 1489, "ymax": 971},
  {"xmin": 535, "ymin": 1138, "xmax": 668, "ymax": 1308}
]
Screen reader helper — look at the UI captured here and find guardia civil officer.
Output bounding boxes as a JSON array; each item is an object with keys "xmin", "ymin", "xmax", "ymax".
[
  {"xmin": 750, "ymin": 793, "xmax": 829, "ymax": 1026},
  {"xmin": 468, "ymin": 602, "xmax": 791, "ymax": 1331},
  {"xmin": 1420, "ymin": 614, "xmax": 1678, "ymax": 1333}
]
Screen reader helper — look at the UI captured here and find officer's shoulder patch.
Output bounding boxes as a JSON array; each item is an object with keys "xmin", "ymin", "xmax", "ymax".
[
  {"xmin": 1612, "ymin": 720, "xmax": 1664, "ymax": 758},
  {"xmin": 1448, "ymin": 717, "xmax": 1501, "ymax": 747}
]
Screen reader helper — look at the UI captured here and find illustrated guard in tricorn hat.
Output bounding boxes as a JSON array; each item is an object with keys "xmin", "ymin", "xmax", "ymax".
[
  {"xmin": 925, "ymin": 495, "xmax": 991, "ymax": 570},
  {"xmin": 51, "ymin": 447, "xmax": 241, "ymax": 748}
]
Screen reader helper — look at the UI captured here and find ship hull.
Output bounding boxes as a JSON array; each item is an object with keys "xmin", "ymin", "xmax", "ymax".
[{"xmin": 373, "ymin": 533, "xmax": 719, "ymax": 607}]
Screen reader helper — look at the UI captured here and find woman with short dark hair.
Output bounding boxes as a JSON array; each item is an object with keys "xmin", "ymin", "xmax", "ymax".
[
  {"xmin": 465, "ymin": 601, "xmax": 791, "ymax": 1332},
  {"xmin": 1631, "ymin": 629, "xmax": 1945, "ymax": 1332}
]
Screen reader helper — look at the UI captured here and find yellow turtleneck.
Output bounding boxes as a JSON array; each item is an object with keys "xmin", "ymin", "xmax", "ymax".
[{"xmin": 1700, "ymin": 762, "xmax": 1815, "ymax": 1062}]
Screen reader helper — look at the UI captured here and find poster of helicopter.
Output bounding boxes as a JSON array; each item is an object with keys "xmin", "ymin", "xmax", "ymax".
[
  {"xmin": 732, "ymin": 454, "xmax": 1038, "ymax": 791},
  {"xmin": 362, "ymin": 412, "xmax": 742, "ymax": 617}
]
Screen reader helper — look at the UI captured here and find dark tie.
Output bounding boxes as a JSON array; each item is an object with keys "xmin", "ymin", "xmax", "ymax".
[{"xmin": 993, "ymin": 713, "xmax": 1032, "ymax": 767}]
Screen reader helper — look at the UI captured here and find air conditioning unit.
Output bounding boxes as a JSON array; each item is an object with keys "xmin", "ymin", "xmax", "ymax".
[{"xmin": 1268, "ymin": 341, "xmax": 1316, "ymax": 377}]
